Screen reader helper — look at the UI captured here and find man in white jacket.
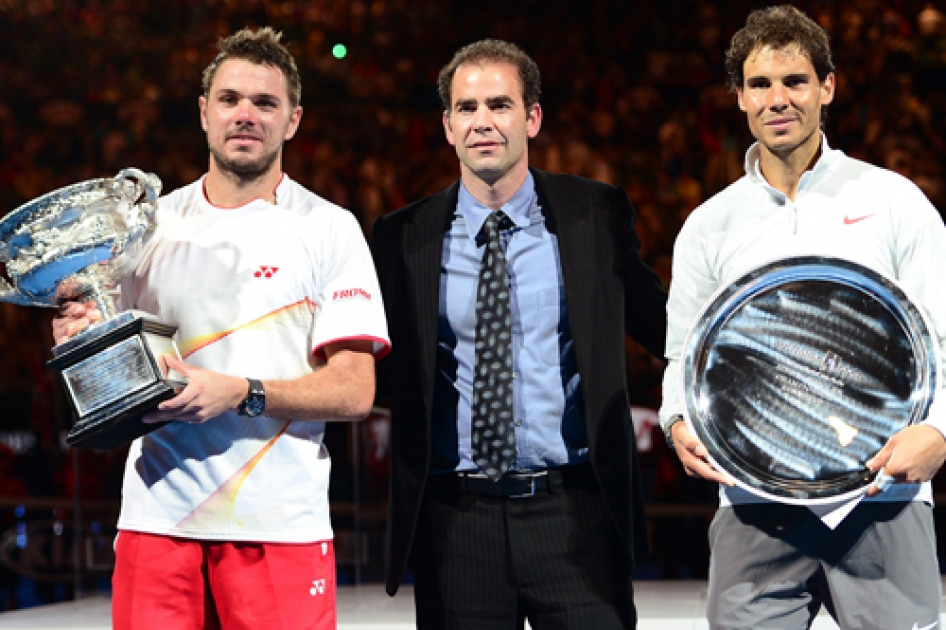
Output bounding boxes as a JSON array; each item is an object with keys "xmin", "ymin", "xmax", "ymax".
[{"xmin": 660, "ymin": 6, "xmax": 946, "ymax": 629}]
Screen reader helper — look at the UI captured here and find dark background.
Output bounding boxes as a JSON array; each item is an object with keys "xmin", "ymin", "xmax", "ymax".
[{"xmin": 0, "ymin": 0, "xmax": 945, "ymax": 610}]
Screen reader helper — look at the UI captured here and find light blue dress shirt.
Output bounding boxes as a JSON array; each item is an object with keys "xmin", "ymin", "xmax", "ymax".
[{"xmin": 430, "ymin": 172, "xmax": 588, "ymax": 474}]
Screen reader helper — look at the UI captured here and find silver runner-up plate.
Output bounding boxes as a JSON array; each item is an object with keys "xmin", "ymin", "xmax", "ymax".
[{"xmin": 682, "ymin": 256, "xmax": 938, "ymax": 505}]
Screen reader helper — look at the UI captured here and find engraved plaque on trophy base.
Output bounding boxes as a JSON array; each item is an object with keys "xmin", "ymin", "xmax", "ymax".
[{"xmin": 47, "ymin": 311, "xmax": 185, "ymax": 450}]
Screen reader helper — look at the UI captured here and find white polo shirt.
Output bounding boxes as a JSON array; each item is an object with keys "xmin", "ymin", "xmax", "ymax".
[
  {"xmin": 660, "ymin": 136, "xmax": 946, "ymax": 506},
  {"xmin": 116, "ymin": 174, "xmax": 390, "ymax": 542}
]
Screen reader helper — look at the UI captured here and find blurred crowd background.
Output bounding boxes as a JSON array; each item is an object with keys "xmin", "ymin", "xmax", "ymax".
[{"xmin": 1, "ymin": 0, "xmax": 945, "ymax": 611}]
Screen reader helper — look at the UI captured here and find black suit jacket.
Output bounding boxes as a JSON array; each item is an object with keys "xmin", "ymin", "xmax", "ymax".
[{"xmin": 370, "ymin": 168, "xmax": 668, "ymax": 596}]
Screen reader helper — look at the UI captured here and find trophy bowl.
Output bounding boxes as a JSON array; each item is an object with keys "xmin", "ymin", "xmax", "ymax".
[
  {"xmin": 0, "ymin": 168, "xmax": 184, "ymax": 450},
  {"xmin": 682, "ymin": 256, "xmax": 938, "ymax": 504}
]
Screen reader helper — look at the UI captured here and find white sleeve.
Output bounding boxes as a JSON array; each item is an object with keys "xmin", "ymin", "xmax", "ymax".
[
  {"xmin": 659, "ymin": 213, "xmax": 721, "ymax": 430},
  {"xmin": 310, "ymin": 210, "xmax": 390, "ymax": 358},
  {"xmin": 891, "ymin": 178, "xmax": 946, "ymax": 437}
]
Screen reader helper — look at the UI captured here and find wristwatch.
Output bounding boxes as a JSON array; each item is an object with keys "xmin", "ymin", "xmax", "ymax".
[
  {"xmin": 663, "ymin": 414, "xmax": 685, "ymax": 451},
  {"xmin": 237, "ymin": 378, "xmax": 266, "ymax": 417}
]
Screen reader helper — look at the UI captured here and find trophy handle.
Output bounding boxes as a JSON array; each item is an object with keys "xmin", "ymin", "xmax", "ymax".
[
  {"xmin": 114, "ymin": 168, "xmax": 161, "ymax": 206},
  {"xmin": 74, "ymin": 281, "xmax": 120, "ymax": 319},
  {"xmin": 0, "ymin": 275, "xmax": 51, "ymax": 307}
]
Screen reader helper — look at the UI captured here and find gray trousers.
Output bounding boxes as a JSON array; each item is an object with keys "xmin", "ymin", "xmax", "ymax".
[{"xmin": 707, "ymin": 501, "xmax": 941, "ymax": 630}]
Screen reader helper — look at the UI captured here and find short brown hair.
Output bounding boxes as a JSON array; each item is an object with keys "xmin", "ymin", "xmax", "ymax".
[
  {"xmin": 437, "ymin": 39, "xmax": 541, "ymax": 111},
  {"xmin": 202, "ymin": 27, "xmax": 302, "ymax": 108},
  {"xmin": 725, "ymin": 5, "xmax": 834, "ymax": 92}
]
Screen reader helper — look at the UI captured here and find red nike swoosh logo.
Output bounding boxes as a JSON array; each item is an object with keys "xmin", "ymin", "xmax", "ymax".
[{"xmin": 843, "ymin": 213, "xmax": 875, "ymax": 225}]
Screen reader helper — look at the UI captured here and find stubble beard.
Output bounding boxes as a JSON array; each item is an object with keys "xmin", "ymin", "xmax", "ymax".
[
  {"xmin": 209, "ymin": 143, "xmax": 282, "ymax": 183},
  {"xmin": 463, "ymin": 149, "xmax": 512, "ymax": 187},
  {"xmin": 764, "ymin": 123, "xmax": 819, "ymax": 161}
]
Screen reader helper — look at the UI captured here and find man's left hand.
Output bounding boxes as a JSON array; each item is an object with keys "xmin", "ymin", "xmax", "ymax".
[
  {"xmin": 865, "ymin": 424, "xmax": 946, "ymax": 496},
  {"xmin": 142, "ymin": 356, "xmax": 248, "ymax": 424}
]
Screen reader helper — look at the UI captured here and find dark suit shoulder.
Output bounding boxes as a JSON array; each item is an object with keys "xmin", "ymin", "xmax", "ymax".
[
  {"xmin": 530, "ymin": 168, "xmax": 635, "ymax": 225},
  {"xmin": 375, "ymin": 181, "xmax": 460, "ymax": 230},
  {"xmin": 530, "ymin": 168, "xmax": 623, "ymax": 197}
]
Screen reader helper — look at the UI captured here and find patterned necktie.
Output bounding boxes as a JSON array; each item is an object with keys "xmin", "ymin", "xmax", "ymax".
[{"xmin": 471, "ymin": 211, "xmax": 516, "ymax": 482}]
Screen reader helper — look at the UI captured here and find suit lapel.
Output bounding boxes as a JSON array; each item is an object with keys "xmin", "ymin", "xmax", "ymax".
[{"xmin": 403, "ymin": 184, "xmax": 458, "ymax": 416}]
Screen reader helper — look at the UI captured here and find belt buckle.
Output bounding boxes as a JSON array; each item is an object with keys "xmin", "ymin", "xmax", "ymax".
[{"xmin": 508, "ymin": 476, "xmax": 536, "ymax": 499}]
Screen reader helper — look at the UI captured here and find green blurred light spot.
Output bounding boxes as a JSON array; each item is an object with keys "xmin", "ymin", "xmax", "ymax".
[{"xmin": 332, "ymin": 44, "xmax": 347, "ymax": 59}]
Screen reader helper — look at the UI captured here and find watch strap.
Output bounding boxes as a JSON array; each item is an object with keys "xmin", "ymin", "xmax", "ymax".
[
  {"xmin": 237, "ymin": 378, "xmax": 266, "ymax": 417},
  {"xmin": 664, "ymin": 414, "xmax": 685, "ymax": 451}
]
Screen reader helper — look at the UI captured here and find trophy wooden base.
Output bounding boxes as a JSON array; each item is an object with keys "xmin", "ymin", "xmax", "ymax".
[{"xmin": 47, "ymin": 311, "xmax": 184, "ymax": 450}]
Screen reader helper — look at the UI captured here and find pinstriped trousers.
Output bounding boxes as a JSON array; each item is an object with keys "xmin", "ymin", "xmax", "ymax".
[{"xmin": 410, "ymin": 466, "xmax": 637, "ymax": 630}]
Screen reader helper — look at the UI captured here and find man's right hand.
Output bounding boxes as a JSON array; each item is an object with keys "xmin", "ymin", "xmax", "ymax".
[
  {"xmin": 52, "ymin": 301, "xmax": 103, "ymax": 345},
  {"xmin": 671, "ymin": 421, "xmax": 734, "ymax": 485}
]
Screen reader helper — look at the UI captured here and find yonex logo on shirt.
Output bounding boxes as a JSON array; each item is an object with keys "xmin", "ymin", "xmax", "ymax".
[
  {"xmin": 310, "ymin": 579, "xmax": 326, "ymax": 596},
  {"xmin": 332, "ymin": 288, "xmax": 371, "ymax": 301},
  {"xmin": 254, "ymin": 265, "xmax": 279, "ymax": 278}
]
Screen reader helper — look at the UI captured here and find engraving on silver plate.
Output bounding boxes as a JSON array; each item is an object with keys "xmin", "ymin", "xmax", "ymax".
[
  {"xmin": 682, "ymin": 256, "xmax": 938, "ymax": 504},
  {"xmin": 61, "ymin": 336, "xmax": 157, "ymax": 417}
]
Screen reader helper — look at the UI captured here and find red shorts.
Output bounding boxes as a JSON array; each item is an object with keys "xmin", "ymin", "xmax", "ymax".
[{"xmin": 112, "ymin": 531, "xmax": 337, "ymax": 630}]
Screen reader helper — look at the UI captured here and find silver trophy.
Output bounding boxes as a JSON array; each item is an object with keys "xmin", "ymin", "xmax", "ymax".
[
  {"xmin": 0, "ymin": 168, "xmax": 184, "ymax": 450},
  {"xmin": 682, "ymin": 256, "xmax": 938, "ymax": 504}
]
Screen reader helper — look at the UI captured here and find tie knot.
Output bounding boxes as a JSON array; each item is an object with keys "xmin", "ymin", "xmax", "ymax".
[{"xmin": 481, "ymin": 211, "xmax": 512, "ymax": 241}]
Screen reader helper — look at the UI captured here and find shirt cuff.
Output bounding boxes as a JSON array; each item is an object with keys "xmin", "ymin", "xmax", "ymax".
[{"xmin": 920, "ymin": 394, "xmax": 946, "ymax": 439}]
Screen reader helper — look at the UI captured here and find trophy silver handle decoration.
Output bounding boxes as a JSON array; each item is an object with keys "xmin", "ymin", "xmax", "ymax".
[{"xmin": 0, "ymin": 168, "xmax": 185, "ymax": 450}]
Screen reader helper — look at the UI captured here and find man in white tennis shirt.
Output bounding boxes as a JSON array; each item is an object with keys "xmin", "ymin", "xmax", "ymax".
[
  {"xmin": 53, "ymin": 27, "xmax": 389, "ymax": 630},
  {"xmin": 660, "ymin": 6, "xmax": 946, "ymax": 630}
]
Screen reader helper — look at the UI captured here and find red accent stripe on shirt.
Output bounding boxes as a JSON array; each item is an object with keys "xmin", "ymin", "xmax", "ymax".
[{"xmin": 313, "ymin": 335, "xmax": 392, "ymax": 361}]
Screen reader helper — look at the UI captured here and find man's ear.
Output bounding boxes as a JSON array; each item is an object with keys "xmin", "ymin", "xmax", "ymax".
[
  {"xmin": 526, "ymin": 103, "xmax": 543, "ymax": 139},
  {"xmin": 820, "ymin": 72, "xmax": 836, "ymax": 106},
  {"xmin": 284, "ymin": 106, "xmax": 303, "ymax": 141},
  {"xmin": 443, "ymin": 110, "xmax": 456, "ymax": 147},
  {"xmin": 199, "ymin": 95, "xmax": 209, "ymax": 132}
]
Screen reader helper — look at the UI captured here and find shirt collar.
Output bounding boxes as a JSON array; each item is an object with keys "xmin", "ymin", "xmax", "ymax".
[
  {"xmin": 744, "ymin": 133, "xmax": 841, "ymax": 196},
  {"xmin": 457, "ymin": 171, "xmax": 537, "ymax": 243}
]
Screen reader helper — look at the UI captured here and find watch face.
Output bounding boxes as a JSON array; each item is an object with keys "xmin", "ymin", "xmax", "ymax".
[
  {"xmin": 244, "ymin": 395, "xmax": 266, "ymax": 417},
  {"xmin": 240, "ymin": 379, "xmax": 266, "ymax": 417}
]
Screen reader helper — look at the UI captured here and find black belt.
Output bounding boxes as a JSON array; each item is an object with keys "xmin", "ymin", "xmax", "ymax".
[{"xmin": 429, "ymin": 463, "xmax": 596, "ymax": 499}]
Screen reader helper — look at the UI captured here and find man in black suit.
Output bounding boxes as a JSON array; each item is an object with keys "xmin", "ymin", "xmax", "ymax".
[{"xmin": 371, "ymin": 39, "xmax": 667, "ymax": 630}]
